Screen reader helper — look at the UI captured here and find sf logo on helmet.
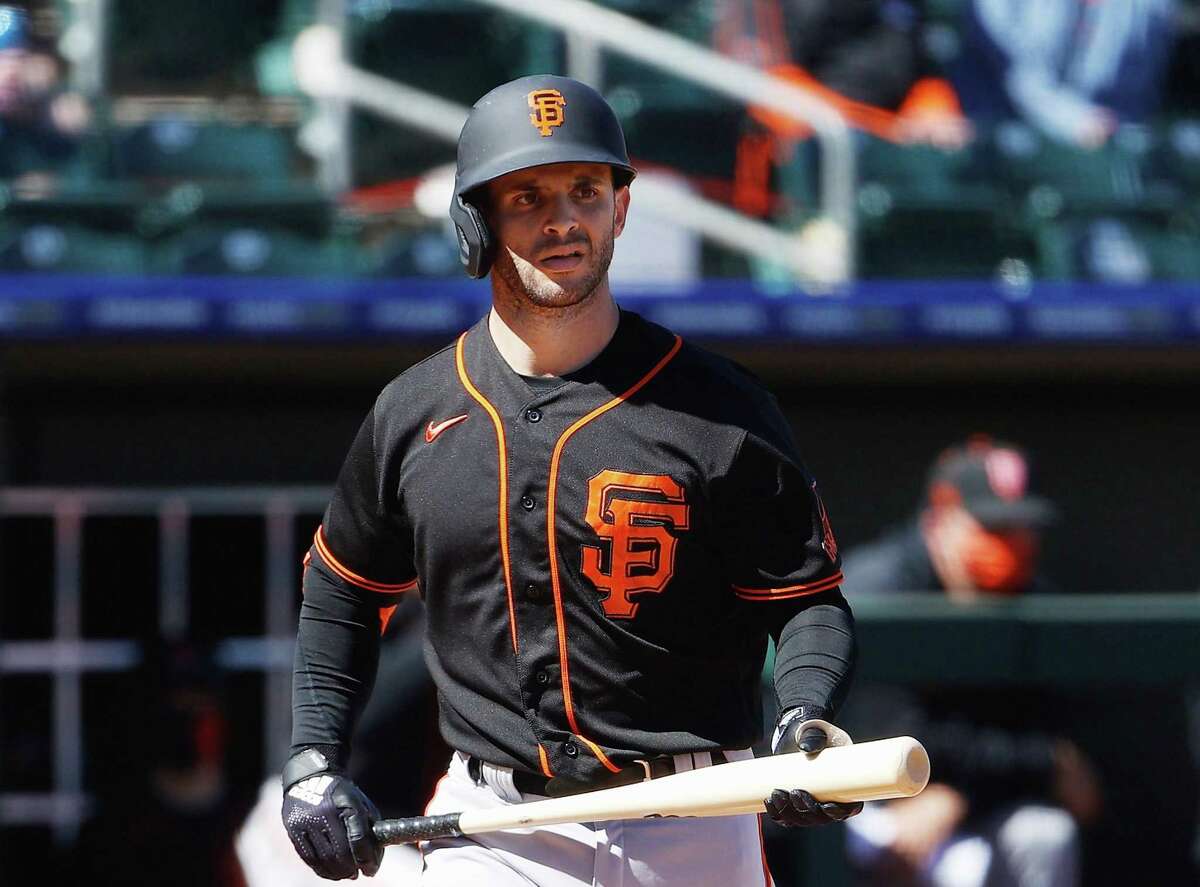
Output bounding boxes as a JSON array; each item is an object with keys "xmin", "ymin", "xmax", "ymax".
[
  {"xmin": 581, "ymin": 471, "xmax": 690, "ymax": 619},
  {"xmin": 528, "ymin": 89, "xmax": 567, "ymax": 137}
]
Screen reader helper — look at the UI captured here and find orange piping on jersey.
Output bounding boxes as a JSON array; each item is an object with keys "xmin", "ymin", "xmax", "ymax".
[
  {"xmin": 378, "ymin": 605, "xmax": 398, "ymax": 636},
  {"xmin": 537, "ymin": 744, "xmax": 554, "ymax": 778},
  {"xmin": 757, "ymin": 818, "xmax": 775, "ymax": 887},
  {"xmin": 313, "ymin": 527, "xmax": 418, "ymax": 594},
  {"xmin": 547, "ymin": 335, "xmax": 684, "ymax": 774},
  {"xmin": 455, "ymin": 332, "xmax": 520, "ymax": 655},
  {"xmin": 732, "ymin": 571, "xmax": 844, "ymax": 601},
  {"xmin": 422, "ymin": 772, "xmax": 450, "ymax": 817}
]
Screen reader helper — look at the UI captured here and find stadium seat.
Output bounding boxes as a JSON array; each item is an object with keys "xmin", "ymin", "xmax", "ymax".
[
  {"xmin": 856, "ymin": 135, "xmax": 1001, "ymax": 208},
  {"xmin": 154, "ymin": 224, "xmax": 351, "ymax": 276},
  {"xmin": 348, "ymin": 4, "xmax": 560, "ymax": 183},
  {"xmin": 109, "ymin": 121, "xmax": 297, "ymax": 183},
  {"xmin": 1031, "ymin": 211, "xmax": 1200, "ymax": 282},
  {"xmin": 858, "ymin": 205, "xmax": 1039, "ymax": 279},
  {"xmin": 1158, "ymin": 118, "xmax": 1200, "ymax": 193},
  {"xmin": 988, "ymin": 121, "xmax": 1160, "ymax": 210},
  {"xmin": 0, "ymin": 222, "xmax": 148, "ymax": 274},
  {"xmin": 108, "ymin": 0, "xmax": 282, "ymax": 92},
  {"xmin": 362, "ymin": 227, "xmax": 463, "ymax": 278}
]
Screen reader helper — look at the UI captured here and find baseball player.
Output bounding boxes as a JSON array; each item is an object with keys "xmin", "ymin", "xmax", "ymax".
[{"xmin": 281, "ymin": 75, "xmax": 859, "ymax": 885}]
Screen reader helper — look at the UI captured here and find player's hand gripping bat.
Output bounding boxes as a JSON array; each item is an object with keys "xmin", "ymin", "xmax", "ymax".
[{"xmin": 372, "ymin": 735, "xmax": 929, "ymax": 845}]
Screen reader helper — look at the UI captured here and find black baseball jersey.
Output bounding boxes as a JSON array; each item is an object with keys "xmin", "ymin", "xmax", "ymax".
[{"xmin": 299, "ymin": 309, "xmax": 846, "ymax": 787}]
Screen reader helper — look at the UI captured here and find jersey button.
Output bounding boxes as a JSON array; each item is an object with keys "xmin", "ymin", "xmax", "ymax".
[
  {"xmin": 526, "ymin": 583, "xmax": 545, "ymax": 602},
  {"xmin": 520, "ymin": 495, "xmax": 536, "ymax": 511},
  {"xmin": 535, "ymin": 670, "xmax": 551, "ymax": 686},
  {"xmin": 563, "ymin": 740, "xmax": 579, "ymax": 758},
  {"xmin": 525, "ymin": 408, "xmax": 542, "ymax": 423}
]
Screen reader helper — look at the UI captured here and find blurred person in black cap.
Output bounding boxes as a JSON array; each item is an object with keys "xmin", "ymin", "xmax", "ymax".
[
  {"xmin": 839, "ymin": 436, "xmax": 1102, "ymax": 887},
  {"xmin": 845, "ymin": 435, "xmax": 1058, "ymax": 601},
  {"xmin": 0, "ymin": 4, "xmax": 90, "ymax": 181}
]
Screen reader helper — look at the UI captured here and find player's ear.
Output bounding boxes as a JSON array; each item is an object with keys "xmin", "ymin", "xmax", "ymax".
[{"xmin": 612, "ymin": 184, "xmax": 630, "ymax": 239}]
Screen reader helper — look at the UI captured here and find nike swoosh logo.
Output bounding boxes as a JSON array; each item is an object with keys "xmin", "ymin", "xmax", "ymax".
[{"xmin": 425, "ymin": 414, "xmax": 468, "ymax": 443}]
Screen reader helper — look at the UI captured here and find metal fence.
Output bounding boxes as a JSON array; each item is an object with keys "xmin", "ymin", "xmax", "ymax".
[{"xmin": 0, "ymin": 486, "xmax": 330, "ymax": 843}]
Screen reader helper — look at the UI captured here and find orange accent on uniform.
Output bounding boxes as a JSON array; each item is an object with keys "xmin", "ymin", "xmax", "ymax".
[
  {"xmin": 422, "ymin": 773, "xmax": 450, "ymax": 817},
  {"xmin": 547, "ymin": 335, "xmax": 684, "ymax": 773},
  {"xmin": 757, "ymin": 818, "xmax": 775, "ymax": 887},
  {"xmin": 581, "ymin": 471, "xmax": 691, "ymax": 619},
  {"xmin": 455, "ymin": 332, "xmax": 520, "ymax": 655},
  {"xmin": 425, "ymin": 413, "xmax": 469, "ymax": 443},
  {"xmin": 378, "ymin": 605, "xmax": 398, "ymax": 636},
  {"xmin": 313, "ymin": 527, "xmax": 418, "ymax": 594},
  {"xmin": 537, "ymin": 745, "xmax": 554, "ymax": 778},
  {"xmin": 732, "ymin": 571, "xmax": 844, "ymax": 601}
]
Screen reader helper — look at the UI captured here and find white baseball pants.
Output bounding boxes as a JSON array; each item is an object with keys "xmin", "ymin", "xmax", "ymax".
[{"xmin": 420, "ymin": 751, "xmax": 774, "ymax": 887}]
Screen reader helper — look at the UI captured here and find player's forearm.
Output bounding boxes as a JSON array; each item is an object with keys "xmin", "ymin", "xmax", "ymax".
[
  {"xmin": 771, "ymin": 589, "xmax": 857, "ymax": 717},
  {"xmin": 290, "ymin": 559, "xmax": 384, "ymax": 767}
]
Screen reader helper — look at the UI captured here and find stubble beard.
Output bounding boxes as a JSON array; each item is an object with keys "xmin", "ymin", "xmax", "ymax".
[{"xmin": 492, "ymin": 227, "xmax": 615, "ymax": 317}]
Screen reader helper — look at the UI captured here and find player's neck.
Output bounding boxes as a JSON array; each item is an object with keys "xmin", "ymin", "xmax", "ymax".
[{"xmin": 487, "ymin": 285, "xmax": 619, "ymax": 378}]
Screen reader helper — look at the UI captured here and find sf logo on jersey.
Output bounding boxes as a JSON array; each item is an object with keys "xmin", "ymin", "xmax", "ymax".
[
  {"xmin": 581, "ymin": 470, "xmax": 690, "ymax": 619},
  {"xmin": 528, "ymin": 88, "xmax": 567, "ymax": 137}
]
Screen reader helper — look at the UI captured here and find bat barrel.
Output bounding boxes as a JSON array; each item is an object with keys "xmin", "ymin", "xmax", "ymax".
[{"xmin": 373, "ymin": 736, "xmax": 931, "ymax": 843}]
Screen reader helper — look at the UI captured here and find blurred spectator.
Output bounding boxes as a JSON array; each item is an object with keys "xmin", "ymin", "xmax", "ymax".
[
  {"xmin": 845, "ymin": 436, "xmax": 1058, "ymax": 600},
  {"xmin": 73, "ymin": 641, "xmax": 253, "ymax": 887},
  {"xmin": 954, "ymin": 0, "xmax": 1175, "ymax": 148},
  {"xmin": 0, "ymin": 5, "xmax": 91, "ymax": 181},
  {"xmin": 722, "ymin": 0, "xmax": 972, "ymax": 150},
  {"xmin": 839, "ymin": 437, "xmax": 1103, "ymax": 887},
  {"xmin": 719, "ymin": 0, "xmax": 971, "ymax": 221}
]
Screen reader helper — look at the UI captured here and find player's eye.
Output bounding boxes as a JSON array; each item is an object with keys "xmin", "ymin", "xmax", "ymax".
[
  {"xmin": 512, "ymin": 192, "xmax": 537, "ymax": 207},
  {"xmin": 575, "ymin": 186, "xmax": 598, "ymax": 199}
]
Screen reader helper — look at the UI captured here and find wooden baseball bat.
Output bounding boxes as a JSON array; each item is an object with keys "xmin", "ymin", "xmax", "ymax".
[{"xmin": 372, "ymin": 735, "xmax": 929, "ymax": 845}]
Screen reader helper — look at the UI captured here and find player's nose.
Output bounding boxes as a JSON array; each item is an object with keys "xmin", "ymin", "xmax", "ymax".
[{"xmin": 542, "ymin": 192, "xmax": 580, "ymax": 237}]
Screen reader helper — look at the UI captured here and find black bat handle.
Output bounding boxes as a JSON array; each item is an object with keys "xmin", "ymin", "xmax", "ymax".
[{"xmin": 372, "ymin": 812, "xmax": 463, "ymax": 845}]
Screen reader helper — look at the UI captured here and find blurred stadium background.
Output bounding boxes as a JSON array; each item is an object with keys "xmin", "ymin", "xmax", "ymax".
[{"xmin": 1, "ymin": 0, "xmax": 1199, "ymax": 884}]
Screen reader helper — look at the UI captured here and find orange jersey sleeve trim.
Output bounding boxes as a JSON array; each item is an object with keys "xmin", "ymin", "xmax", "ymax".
[
  {"xmin": 455, "ymin": 332, "xmax": 520, "ymax": 655},
  {"xmin": 732, "ymin": 571, "xmax": 843, "ymax": 601},
  {"xmin": 547, "ymin": 335, "xmax": 684, "ymax": 774},
  {"xmin": 312, "ymin": 527, "xmax": 418, "ymax": 594},
  {"xmin": 537, "ymin": 744, "xmax": 554, "ymax": 778}
]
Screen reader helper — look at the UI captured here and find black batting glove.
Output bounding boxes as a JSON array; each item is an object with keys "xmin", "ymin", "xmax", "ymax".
[
  {"xmin": 764, "ymin": 707, "xmax": 863, "ymax": 828},
  {"xmin": 281, "ymin": 747, "xmax": 383, "ymax": 880}
]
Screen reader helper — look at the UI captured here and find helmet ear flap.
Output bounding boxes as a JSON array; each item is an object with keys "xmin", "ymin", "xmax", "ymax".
[{"xmin": 450, "ymin": 193, "xmax": 493, "ymax": 279}]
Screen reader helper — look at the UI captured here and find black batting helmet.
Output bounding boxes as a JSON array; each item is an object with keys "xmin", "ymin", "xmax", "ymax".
[{"xmin": 449, "ymin": 74, "xmax": 637, "ymax": 279}]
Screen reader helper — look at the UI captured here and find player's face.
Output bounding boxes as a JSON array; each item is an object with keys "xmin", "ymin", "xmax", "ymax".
[
  {"xmin": 485, "ymin": 161, "xmax": 629, "ymax": 310},
  {"xmin": 925, "ymin": 505, "xmax": 1039, "ymax": 598}
]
